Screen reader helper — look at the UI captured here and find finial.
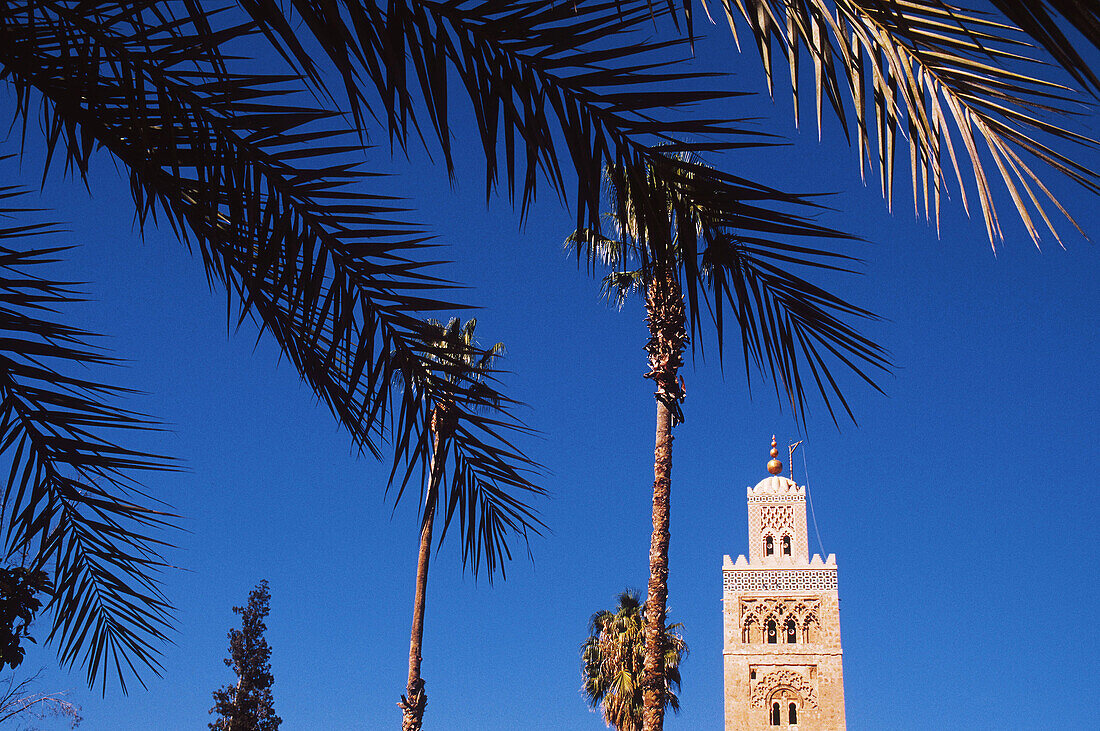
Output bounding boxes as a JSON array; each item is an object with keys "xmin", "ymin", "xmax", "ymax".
[{"xmin": 767, "ymin": 435, "xmax": 783, "ymax": 475}]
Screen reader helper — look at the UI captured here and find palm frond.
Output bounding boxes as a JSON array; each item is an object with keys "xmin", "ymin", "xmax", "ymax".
[
  {"xmin": 244, "ymin": 0, "xmax": 787, "ymax": 231},
  {"xmin": 0, "ymin": 1, "xmax": 462, "ymax": 459},
  {"xmin": 0, "ymin": 185, "xmax": 176, "ymax": 692},
  {"xmin": 0, "ymin": 1, "xmax": 543, "ymax": 682},
  {"xmin": 986, "ymin": 1, "xmax": 1100, "ymax": 95},
  {"xmin": 240, "ymin": 0, "xmax": 894, "ymax": 419},
  {"xmin": 710, "ymin": 0, "xmax": 1100, "ymax": 247},
  {"xmin": 581, "ymin": 590, "xmax": 686, "ymax": 731}
]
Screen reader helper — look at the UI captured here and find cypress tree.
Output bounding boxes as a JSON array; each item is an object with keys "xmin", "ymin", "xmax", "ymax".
[{"xmin": 210, "ymin": 581, "xmax": 281, "ymax": 731}]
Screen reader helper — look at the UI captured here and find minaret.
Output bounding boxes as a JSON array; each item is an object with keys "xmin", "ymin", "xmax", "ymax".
[{"xmin": 722, "ymin": 438, "xmax": 846, "ymax": 729}]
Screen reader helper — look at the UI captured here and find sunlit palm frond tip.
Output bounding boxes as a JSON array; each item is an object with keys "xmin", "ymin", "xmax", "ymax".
[{"xmin": 710, "ymin": 0, "xmax": 1100, "ymax": 248}]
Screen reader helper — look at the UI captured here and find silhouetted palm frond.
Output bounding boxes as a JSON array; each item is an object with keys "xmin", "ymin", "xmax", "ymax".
[
  {"xmin": 243, "ymin": 1, "xmax": 845, "ymax": 263},
  {"xmin": 709, "ymin": 0, "xmax": 1100, "ymax": 246},
  {"xmin": 239, "ymin": 0, "xmax": 899, "ymax": 419},
  {"xmin": 0, "ymin": 185, "xmax": 175, "ymax": 692},
  {"xmin": 0, "ymin": 1, "xmax": 541, "ymax": 685},
  {"xmin": 0, "ymin": 1, "xmax": 467, "ymax": 457}
]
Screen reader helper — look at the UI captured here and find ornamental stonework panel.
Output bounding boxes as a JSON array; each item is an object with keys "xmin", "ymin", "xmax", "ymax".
[
  {"xmin": 739, "ymin": 598, "xmax": 819, "ymax": 627},
  {"xmin": 760, "ymin": 505, "xmax": 794, "ymax": 531},
  {"xmin": 749, "ymin": 668, "xmax": 818, "ymax": 709}
]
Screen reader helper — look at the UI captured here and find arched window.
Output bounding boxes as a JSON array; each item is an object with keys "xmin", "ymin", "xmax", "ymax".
[
  {"xmin": 789, "ymin": 703, "xmax": 798, "ymax": 724},
  {"xmin": 764, "ymin": 535, "xmax": 774, "ymax": 556},
  {"xmin": 742, "ymin": 619, "xmax": 756, "ymax": 644},
  {"xmin": 785, "ymin": 618, "xmax": 797, "ymax": 643},
  {"xmin": 770, "ymin": 702, "xmax": 781, "ymax": 726},
  {"xmin": 766, "ymin": 619, "xmax": 777, "ymax": 644},
  {"xmin": 782, "ymin": 535, "xmax": 792, "ymax": 556}
]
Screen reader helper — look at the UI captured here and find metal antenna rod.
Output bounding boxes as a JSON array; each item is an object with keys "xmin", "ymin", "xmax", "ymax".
[{"xmin": 788, "ymin": 440, "xmax": 804, "ymax": 482}]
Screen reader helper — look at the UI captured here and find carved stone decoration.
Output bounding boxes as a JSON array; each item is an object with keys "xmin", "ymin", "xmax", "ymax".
[
  {"xmin": 725, "ymin": 568, "xmax": 838, "ymax": 592},
  {"xmin": 761, "ymin": 505, "xmax": 795, "ymax": 531},
  {"xmin": 750, "ymin": 669, "xmax": 818, "ymax": 709},
  {"xmin": 740, "ymin": 598, "xmax": 820, "ymax": 632}
]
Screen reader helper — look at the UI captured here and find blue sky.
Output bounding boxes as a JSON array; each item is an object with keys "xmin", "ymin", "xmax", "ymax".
[{"xmin": 4, "ymin": 10, "xmax": 1100, "ymax": 731}]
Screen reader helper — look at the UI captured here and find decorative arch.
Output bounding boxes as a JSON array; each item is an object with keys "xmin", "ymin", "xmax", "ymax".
[
  {"xmin": 750, "ymin": 669, "xmax": 818, "ymax": 709},
  {"xmin": 740, "ymin": 598, "xmax": 822, "ymax": 644},
  {"xmin": 801, "ymin": 608, "xmax": 820, "ymax": 643},
  {"xmin": 741, "ymin": 613, "xmax": 758, "ymax": 644}
]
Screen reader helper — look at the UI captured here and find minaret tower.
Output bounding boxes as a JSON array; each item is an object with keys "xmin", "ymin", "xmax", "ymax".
[{"xmin": 723, "ymin": 438, "xmax": 846, "ymax": 729}]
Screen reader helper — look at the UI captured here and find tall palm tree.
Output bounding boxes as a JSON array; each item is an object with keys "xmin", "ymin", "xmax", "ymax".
[
  {"xmin": 582, "ymin": 590, "xmax": 687, "ymax": 731},
  {"xmin": 569, "ymin": 158, "xmax": 891, "ymax": 728},
  {"xmin": 2, "ymin": 0, "xmax": 1097, "ymax": 703},
  {"xmin": 567, "ymin": 169, "xmax": 690, "ymax": 731},
  {"xmin": 396, "ymin": 317, "xmax": 516, "ymax": 731}
]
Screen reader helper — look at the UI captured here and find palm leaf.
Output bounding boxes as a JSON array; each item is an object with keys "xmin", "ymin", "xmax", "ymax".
[
  {"xmin": 241, "ymin": 1, "xmax": 895, "ymax": 417},
  {"xmin": 243, "ymin": 0, "xmax": 791, "ymax": 234},
  {"xmin": 0, "ymin": 1, "xmax": 545, "ymax": 683},
  {"xmin": 0, "ymin": 184, "xmax": 176, "ymax": 692},
  {"xmin": 710, "ymin": 0, "xmax": 1100, "ymax": 247},
  {"xmin": 582, "ymin": 590, "xmax": 687, "ymax": 731},
  {"xmin": 0, "ymin": 1, "xmax": 469, "ymax": 458},
  {"xmin": 572, "ymin": 160, "xmax": 890, "ymax": 424}
]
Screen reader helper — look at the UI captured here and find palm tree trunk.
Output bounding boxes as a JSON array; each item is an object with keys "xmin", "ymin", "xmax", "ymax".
[
  {"xmin": 399, "ymin": 411, "xmax": 446, "ymax": 731},
  {"xmin": 641, "ymin": 397, "xmax": 674, "ymax": 731},
  {"xmin": 641, "ymin": 265, "xmax": 687, "ymax": 731}
]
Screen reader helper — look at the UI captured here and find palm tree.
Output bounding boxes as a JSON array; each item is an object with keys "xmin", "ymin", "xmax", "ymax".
[
  {"xmin": 2, "ymin": 0, "xmax": 1096, "ymax": 701},
  {"xmin": 569, "ymin": 158, "xmax": 891, "ymax": 728},
  {"xmin": 582, "ymin": 590, "xmax": 687, "ymax": 731},
  {"xmin": 567, "ymin": 170, "xmax": 690, "ymax": 731},
  {"xmin": 396, "ymin": 317, "xmax": 519, "ymax": 731}
]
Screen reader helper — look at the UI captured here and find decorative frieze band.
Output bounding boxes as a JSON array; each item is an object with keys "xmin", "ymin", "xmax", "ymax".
[
  {"xmin": 724, "ymin": 569, "xmax": 837, "ymax": 593},
  {"xmin": 748, "ymin": 495, "xmax": 805, "ymax": 504}
]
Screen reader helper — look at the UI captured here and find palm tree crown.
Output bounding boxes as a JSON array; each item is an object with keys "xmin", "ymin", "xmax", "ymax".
[{"xmin": 582, "ymin": 590, "xmax": 687, "ymax": 731}]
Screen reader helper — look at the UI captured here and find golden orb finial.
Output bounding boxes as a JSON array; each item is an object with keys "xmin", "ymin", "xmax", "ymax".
[{"xmin": 767, "ymin": 435, "xmax": 783, "ymax": 475}]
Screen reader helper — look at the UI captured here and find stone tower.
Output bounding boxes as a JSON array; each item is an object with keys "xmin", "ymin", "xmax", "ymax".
[{"xmin": 723, "ymin": 438, "xmax": 846, "ymax": 730}]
